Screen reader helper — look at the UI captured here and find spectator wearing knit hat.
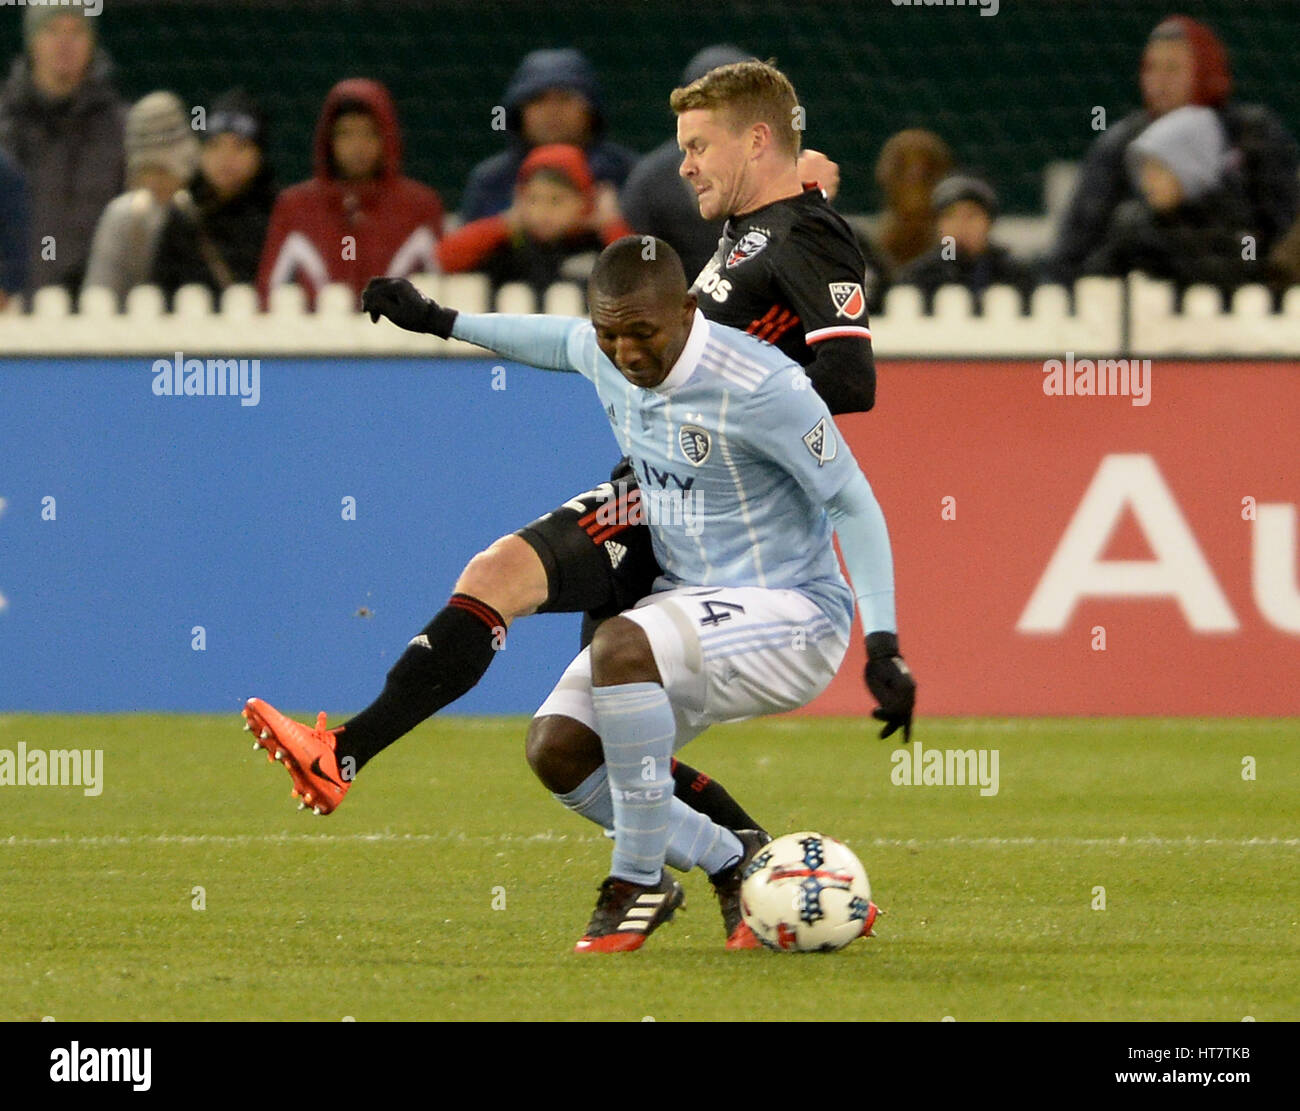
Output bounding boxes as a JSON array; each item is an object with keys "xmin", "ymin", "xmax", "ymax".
[
  {"xmin": 83, "ymin": 91, "xmax": 199, "ymax": 306},
  {"xmin": 892, "ymin": 172, "xmax": 1036, "ymax": 312},
  {"xmin": 1047, "ymin": 14, "xmax": 1299, "ymax": 285},
  {"xmin": 152, "ymin": 88, "xmax": 278, "ymax": 307},
  {"xmin": 0, "ymin": 1, "xmax": 127, "ymax": 295},
  {"xmin": 438, "ymin": 143, "xmax": 633, "ymax": 303},
  {"xmin": 1081, "ymin": 105, "xmax": 1254, "ymax": 302}
]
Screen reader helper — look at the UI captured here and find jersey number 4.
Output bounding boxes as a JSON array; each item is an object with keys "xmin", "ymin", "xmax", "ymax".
[{"xmin": 698, "ymin": 600, "xmax": 746, "ymax": 627}]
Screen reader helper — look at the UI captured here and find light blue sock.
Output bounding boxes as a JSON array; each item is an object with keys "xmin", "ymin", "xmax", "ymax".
[
  {"xmin": 667, "ymin": 799, "xmax": 744, "ymax": 876},
  {"xmin": 557, "ymin": 766, "xmax": 737, "ymax": 874},
  {"xmin": 592, "ymin": 681, "xmax": 676, "ymax": 885},
  {"xmin": 553, "ymin": 747, "xmax": 743, "ymax": 876},
  {"xmin": 554, "ymin": 765, "xmax": 614, "ymax": 829}
]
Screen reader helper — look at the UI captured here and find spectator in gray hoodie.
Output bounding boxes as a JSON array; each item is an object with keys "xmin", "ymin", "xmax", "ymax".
[
  {"xmin": 0, "ymin": 2, "xmax": 126, "ymax": 296},
  {"xmin": 1081, "ymin": 105, "xmax": 1254, "ymax": 301},
  {"xmin": 83, "ymin": 91, "xmax": 200, "ymax": 307}
]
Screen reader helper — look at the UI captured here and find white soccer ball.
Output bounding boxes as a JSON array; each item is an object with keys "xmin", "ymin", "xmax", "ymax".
[{"xmin": 740, "ymin": 831, "xmax": 876, "ymax": 952}]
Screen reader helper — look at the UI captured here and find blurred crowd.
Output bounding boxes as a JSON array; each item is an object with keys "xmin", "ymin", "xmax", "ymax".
[{"xmin": 1, "ymin": 6, "xmax": 1297, "ymax": 314}]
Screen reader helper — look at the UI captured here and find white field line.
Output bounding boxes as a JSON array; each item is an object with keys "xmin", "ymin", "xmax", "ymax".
[{"xmin": 0, "ymin": 833, "xmax": 1295, "ymax": 849}]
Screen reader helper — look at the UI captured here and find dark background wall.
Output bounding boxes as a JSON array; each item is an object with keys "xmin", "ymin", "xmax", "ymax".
[{"xmin": 2, "ymin": 0, "xmax": 1296, "ymax": 215}]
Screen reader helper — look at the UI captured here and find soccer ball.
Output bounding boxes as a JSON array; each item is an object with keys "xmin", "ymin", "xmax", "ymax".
[{"xmin": 740, "ymin": 831, "xmax": 877, "ymax": 952}]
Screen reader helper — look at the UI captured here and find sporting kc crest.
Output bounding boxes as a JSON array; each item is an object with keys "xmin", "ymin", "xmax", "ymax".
[{"xmin": 679, "ymin": 425, "xmax": 712, "ymax": 465}]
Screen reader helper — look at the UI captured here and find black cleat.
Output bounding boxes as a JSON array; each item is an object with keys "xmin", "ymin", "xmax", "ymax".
[
  {"xmin": 710, "ymin": 829, "xmax": 772, "ymax": 950},
  {"xmin": 574, "ymin": 873, "xmax": 685, "ymax": 953}
]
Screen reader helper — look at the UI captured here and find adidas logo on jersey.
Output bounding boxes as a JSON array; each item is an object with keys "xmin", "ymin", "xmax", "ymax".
[{"xmin": 604, "ymin": 540, "xmax": 628, "ymax": 569}]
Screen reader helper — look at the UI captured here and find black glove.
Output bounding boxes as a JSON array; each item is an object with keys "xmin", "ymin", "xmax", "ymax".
[
  {"xmin": 361, "ymin": 277, "xmax": 457, "ymax": 338},
  {"xmin": 864, "ymin": 631, "xmax": 916, "ymax": 742}
]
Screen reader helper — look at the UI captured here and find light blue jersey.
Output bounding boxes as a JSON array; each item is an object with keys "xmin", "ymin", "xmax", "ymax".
[{"xmin": 452, "ymin": 309, "xmax": 896, "ymax": 639}]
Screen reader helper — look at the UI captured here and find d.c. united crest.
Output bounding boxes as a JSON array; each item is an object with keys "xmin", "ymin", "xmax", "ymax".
[{"xmin": 726, "ymin": 230, "xmax": 769, "ymax": 268}]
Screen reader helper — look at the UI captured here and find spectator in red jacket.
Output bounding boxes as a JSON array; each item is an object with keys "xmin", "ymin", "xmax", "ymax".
[
  {"xmin": 258, "ymin": 78, "xmax": 443, "ymax": 306},
  {"xmin": 438, "ymin": 143, "xmax": 632, "ymax": 303}
]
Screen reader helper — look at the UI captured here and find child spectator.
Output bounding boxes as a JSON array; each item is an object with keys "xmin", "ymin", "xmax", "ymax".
[
  {"xmin": 893, "ymin": 173, "xmax": 1035, "ymax": 312},
  {"xmin": 1081, "ymin": 105, "xmax": 1254, "ymax": 300},
  {"xmin": 152, "ymin": 88, "xmax": 276, "ymax": 307},
  {"xmin": 0, "ymin": 2, "xmax": 126, "ymax": 295},
  {"xmin": 439, "ymin": 143, "xmax": 632, "ymax": 301},
  {"xmin": 82, "ymin": 91, "xmax": 199, "ymax": 307},
  {"xmin": 258, "ymin": 78, "xmax": 443, "ymax": 307},
  {"xmin": 460, "ymin": 49, "xmax": 637, "ymax": 223}
]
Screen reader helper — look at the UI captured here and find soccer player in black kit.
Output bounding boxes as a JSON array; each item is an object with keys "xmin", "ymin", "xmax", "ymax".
[{"xmin": 244, "ymin": 61, "xmax": 916, "ymax": 949}]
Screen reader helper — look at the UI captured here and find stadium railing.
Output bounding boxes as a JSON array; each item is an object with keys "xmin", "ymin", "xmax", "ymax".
[{"xmin": 3, "ymin": 274, "xmax": 1300, "ymax": 356}]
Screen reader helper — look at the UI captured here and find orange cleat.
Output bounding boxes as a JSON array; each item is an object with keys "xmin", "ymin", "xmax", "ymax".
[
  {"xmin": 725, "ymin": 920, "xmax": 761, "ymax": 951},
  {"xmin": 243, "ymin": 697, "xmax": 351, "ymax": 815}
]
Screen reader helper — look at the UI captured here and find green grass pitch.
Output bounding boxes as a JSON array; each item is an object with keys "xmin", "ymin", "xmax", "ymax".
[{"xmin": 0, "ymin": 714, "xmax": 1296, "ymax": 1022}]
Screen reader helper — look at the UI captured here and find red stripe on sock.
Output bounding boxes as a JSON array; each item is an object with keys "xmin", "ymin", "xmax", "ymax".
[{"xmin": 448, "ymin": 594, "xmax": 505, "ymax": 633}]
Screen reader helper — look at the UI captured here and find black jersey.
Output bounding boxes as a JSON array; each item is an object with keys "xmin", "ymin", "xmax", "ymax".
[{"xmin": 689, "ymin": 185, "xmax": 874, "ymax": 367}]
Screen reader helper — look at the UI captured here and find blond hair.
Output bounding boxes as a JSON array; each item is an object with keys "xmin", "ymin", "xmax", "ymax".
[{"xmin": 669, "ymin": 60, "xmax": 802, "ymax": 158}]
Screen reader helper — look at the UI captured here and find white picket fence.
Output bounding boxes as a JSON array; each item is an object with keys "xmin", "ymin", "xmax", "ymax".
[{"xmin": 3, "ymin": 273, "xmax": 1300, "ymax": 357}]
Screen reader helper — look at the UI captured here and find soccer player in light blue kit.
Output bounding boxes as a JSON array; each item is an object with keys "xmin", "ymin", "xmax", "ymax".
[{"xmin": 377, "ymin": 236, "xmax": 914, "ymax": 951}]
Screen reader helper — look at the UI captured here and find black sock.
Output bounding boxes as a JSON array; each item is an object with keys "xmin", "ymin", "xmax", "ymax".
[
  {"xmin": 336, "ymin": 594, "xmax": 505, "ymax": 774},
  {"xmin": 671, "ymin": 758, "xmax": 766, "ymax": 836}
]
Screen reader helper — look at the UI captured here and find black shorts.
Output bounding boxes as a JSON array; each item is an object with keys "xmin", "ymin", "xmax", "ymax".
[{"xmin": 515, "ymin": 461, "xmax": 662, "ymax": 623}]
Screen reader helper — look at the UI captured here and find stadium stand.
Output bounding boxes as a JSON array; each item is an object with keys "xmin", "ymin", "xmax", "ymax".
[{"xmin": 1, "ymin": 0, "xmax": 1298, "ymax": 355}]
